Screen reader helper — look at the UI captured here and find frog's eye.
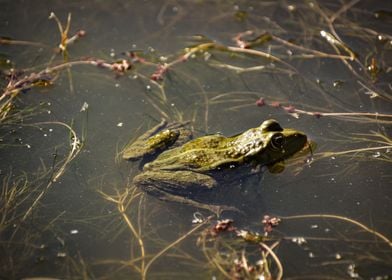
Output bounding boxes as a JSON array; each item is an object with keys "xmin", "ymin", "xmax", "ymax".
[
  {"xmin": 261, "ymin": 119, "xmax": 283, "ymax": 132},
  {"xmin": 271, "ymin": 133, "xmax": 285, "ymax": 150}
]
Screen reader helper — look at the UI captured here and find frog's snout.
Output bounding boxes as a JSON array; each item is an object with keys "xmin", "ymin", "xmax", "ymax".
[{"xmin": 285, "ymin": 131, "xmax": 308, "ymax": 156}]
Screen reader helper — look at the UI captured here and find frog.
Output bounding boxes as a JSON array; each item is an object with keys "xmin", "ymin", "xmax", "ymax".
[{"xmin": 122, "ymin": 119, "xmax": 308, "ymax": 212}]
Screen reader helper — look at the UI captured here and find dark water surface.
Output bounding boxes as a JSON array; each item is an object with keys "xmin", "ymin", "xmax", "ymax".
[{"xmin": 0, "ymin": 0, "xmax": 391, "ymax": 279}]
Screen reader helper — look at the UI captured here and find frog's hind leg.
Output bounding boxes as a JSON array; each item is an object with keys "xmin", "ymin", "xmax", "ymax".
[
  {"xmin": 133, "ymin": 170, "xmax": 237, "ymax": 215},
  {"xmin": 122, "ymin": 119, "xmax": 169, "ymax": 160},
  {"xmin": 167, "ymin": 122, "xmax": 193, "ymax": 147},
  {"xmin": 143, "ymin": 184, "xmax": 230, "ymax": 215},
  {"xmin": 122, "ymin": 120, "xmax": 192, "ymax": 161}
]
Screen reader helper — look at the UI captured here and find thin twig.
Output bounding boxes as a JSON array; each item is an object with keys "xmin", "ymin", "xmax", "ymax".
[
  {"xmin": 142, "ymin": 216, "xmax": 212, "ymax": 280},
  {"xmin": 281, "ymin": 214, "xmax": 392, "ymax": 248}
]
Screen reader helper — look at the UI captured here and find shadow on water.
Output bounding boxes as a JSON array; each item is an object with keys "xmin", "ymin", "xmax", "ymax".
[{"xmin": 0, "ymin": 0, "xmax": 391, "ymax": 279}]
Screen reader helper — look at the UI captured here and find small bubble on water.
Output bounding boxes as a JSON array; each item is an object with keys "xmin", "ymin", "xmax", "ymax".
[
  {"xmin": 347, "ymin": 264, "xmax": 359, "ymax": 278},
  {"xmin": 291, "ymin": 237, "xmax": 306, "ymax": 245},
  {"xmin": 287, "ymin": 5, "xmax": 296, "ymax": 11},
  {"xmin": 57, "ymin": 252, "xmax": 67, "ymax": 258},
  {"xmin": 203, "ymin": 52, "xmax": 211, "ymax": 61},
  {"xmin": 80, "ymin": 102, "xmax": 89, "ymax": 112}
]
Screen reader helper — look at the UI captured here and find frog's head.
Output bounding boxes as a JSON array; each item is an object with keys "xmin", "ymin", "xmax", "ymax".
[{"xmin": 250, "ymin": 119, "xmax": 308, "ymax": 171}]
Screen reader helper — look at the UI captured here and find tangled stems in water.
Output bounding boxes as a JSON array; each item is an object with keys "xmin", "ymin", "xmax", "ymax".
[
  {"xmin": 198, "ymin": 219, "xmax": 283, "ymax": 280},
  {"xmin": 314, "ymin": 131, "xmax": 391, "ymax": 163},
  {"xmin": 99, "ymin": 188, "xmax": 146, "ymax": 274},
  {"xmin": 48, "ymin": 12, "xmax": 85, "ymax": 54},
  {"xmin": 142, "ymin": 216, "xmax": 212, "ymax": 280},
  {"xmin": 196, "ymin": 211, "xmax": 392, "ymax": 279},
  {"xmin": 99, "ymin": 186, "xmax": 212, "ymax": 280},
  {"xmin": 0, "ymin": 119, "xmax": 85, "ymax": 275},
  {"xmin": 281, "ymin": 214, "xmax": 392, "ymax": 248},
  {"xmin": 259, "ymin": 242, "xmax": 283, "ymax": 280},
  {"xmin": 21, "ymin": 121, "xmax": 84, "ymax": 222},
  {"xmin": 255, "ymin": 97, "xmax": 392, "ymax": 123}
]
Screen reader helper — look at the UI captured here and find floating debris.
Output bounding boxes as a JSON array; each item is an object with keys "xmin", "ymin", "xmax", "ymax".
[
  {"xmin": 110, "ymin": 48, "xmax": 116, "ymax": 57},
  {"xmin": 191, "ymin": 212, "xmax": 204, "ymax": 224},
  {"xmin": 333, "ymin": 80, "xmax": 344, "ymax": 88},
  {"xmin": 237, "ymin": 230, "xmax": 265, "ymax": 243},
  {"xmin": 347, "ymin": 264, "xmax": 359, "ymax": 278},
  {"xmin": 56, "ymin": 252, "xmax": 67, "ymax": 258},
  {"xmin": 210, "ymin": 219, "xmax": 236, "ymax": 236},
  {"xmin": 80, "ymin": 101, "xmax": 89, "ymax": 112},
  {"xmin": 373, "ymin": 152, "xmax": 381, "ymax": 158},
  {"xmin": 292, "ymin": 237, "xmax": 307, "ymax": 245},
  {"xmin": 262, "ymin": 215, "xmax": 281, "ymax": 233}
]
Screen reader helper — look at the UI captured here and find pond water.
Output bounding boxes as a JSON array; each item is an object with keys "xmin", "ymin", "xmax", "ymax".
[{"xmin": 0, "ymin": 0, "xmax": 391, "ymax": 279}]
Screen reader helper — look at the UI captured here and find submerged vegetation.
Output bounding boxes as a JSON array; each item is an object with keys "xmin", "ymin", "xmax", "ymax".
[{"xmin": 0, "ymin": 0, "xmax": 391, "ymax": 279}]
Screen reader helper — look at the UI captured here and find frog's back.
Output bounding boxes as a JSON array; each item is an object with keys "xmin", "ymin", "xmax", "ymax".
[{"xmin": 144, "ymin": 134, "xmax": 244, "ymax": 172}]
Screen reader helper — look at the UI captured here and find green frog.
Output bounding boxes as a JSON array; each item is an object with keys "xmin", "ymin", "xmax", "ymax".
[{"xmin": 123, "ymin": 119, "xmax": 308, "ymax": 212}]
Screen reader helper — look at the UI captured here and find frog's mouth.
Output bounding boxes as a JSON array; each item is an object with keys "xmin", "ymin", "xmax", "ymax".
[
  {"xmin": 269, "ymin": 138, "xmax": 316, "ymax": 173},
  {"xmin": 288, "ymin": 138, "xmax": 316, "ymax": 162},
  {"xmin": 305, "ymin": 139, "xmax": 316, "ymax": 163},
  {"xmin": 307, "ymin": 140, "xmax": 315, "ymax": 156},
  {"xmin": 282, "ymin": 132, "xmax": 308, "ymax": 158}
]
